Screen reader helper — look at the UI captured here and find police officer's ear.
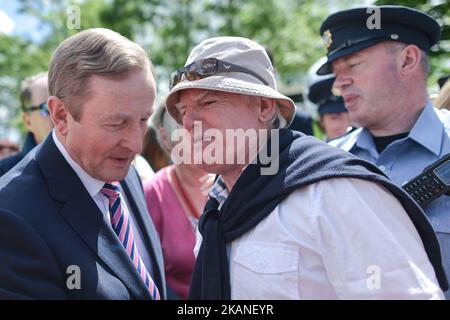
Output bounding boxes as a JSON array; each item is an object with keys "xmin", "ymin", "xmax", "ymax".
[
  {"xmin": 47, "ymin": 96, "xmax": 69, "ymax": 137},
  {"xmin": 397, "ymin": 44, "xmax": 422, "ymax": 77}
]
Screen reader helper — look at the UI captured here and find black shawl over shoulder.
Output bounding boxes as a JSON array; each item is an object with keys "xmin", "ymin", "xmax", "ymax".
[{"xmin": 189, "ymin": 129, "xmax": 448, "ymax": 299}]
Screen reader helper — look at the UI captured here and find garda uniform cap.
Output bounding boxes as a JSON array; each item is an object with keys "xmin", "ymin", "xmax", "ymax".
[
  {"xmin": 165, "ymin": 36, "xmax": 296, "ymax": 128},
  {"xmin": 308, "ymin": 77, "xmax": 347, "ymax": 115},
  {"xmin": 317, "ymin": 5, "xmax": 441, "ymax": 75}
]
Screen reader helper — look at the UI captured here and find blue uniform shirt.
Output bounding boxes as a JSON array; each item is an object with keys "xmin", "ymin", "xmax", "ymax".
[{"xmin": 330, "ymin": 101, "xmax": 450, "ymax": 298}]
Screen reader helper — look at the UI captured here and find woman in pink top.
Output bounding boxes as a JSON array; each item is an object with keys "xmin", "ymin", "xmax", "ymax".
[{"xmin": 143, "ymin": 103, "xmax": 212, "ymax": 299}]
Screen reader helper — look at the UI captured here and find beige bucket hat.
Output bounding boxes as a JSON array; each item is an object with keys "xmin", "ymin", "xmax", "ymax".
[{"xmin": 165, "ymin": 36, "xmax": 296, "ymax": 128}]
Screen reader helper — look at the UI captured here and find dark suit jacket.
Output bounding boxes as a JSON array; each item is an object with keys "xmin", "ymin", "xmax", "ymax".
[{"xmin": 0, "ymin": 135, "xmax": 166, "ymax": 299}]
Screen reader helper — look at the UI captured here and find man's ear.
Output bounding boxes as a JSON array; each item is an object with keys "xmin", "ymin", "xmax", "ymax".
[
  {"xmin": 258, "ymin": 97, "xmax": 277, "ymax": 123},
  {"xmin": 22, "ymin": 112, "xmax": 33, "ymax": 132},
  {"xmin": 398, "ymin": 45, "xmax": 422, "ymax": 76},
  {"xmin": 47, "ymin": 96, "xmax": 69, "ymax": 137}
]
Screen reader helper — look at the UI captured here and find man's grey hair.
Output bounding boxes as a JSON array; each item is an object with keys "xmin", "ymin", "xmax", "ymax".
[
  {"xmin": 48, "ymin": 28, "xmax": 153, "ymax": 121},
  {"xmin": 20, "ymin": 72, "xmax": 48, "ymax": 111},
  {"xmin": 272, "ymin": 109, "xmax": 286, "ymax": 129},
  {"xmin": 245, "ymin": 94, "xmax": 284, "ymax": 129}
]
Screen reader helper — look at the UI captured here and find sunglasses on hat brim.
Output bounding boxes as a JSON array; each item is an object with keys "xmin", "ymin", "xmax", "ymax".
[{"xmin": 170, "ymin": 58, "xmax": 268, "ymax": 90}]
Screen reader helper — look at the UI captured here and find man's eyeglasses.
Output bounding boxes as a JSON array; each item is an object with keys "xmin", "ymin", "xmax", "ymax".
[
  {"xmin": 23, "ymin": 102, "xmax": 49, "ymax": 117},
  {"xmin": 170, "ymin": 58, "xmax": 269, "ymax": 90}
]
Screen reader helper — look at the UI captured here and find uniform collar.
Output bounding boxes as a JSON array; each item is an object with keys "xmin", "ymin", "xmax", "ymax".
[
  {"xmin": 354, "ymin": 101, "xmax": 443, "ymax": 156},
  {"xmin": 408, "ymin": 101, "xmax": 444, "ymax": 156}
]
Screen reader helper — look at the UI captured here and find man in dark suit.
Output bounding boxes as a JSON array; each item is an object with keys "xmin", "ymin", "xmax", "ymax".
[{"xmin": 0, "ymin": 28, "xmax": 166, "ymax": 299}]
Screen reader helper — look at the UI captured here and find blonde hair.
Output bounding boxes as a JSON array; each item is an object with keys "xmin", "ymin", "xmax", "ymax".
[{"xmin": 48, "ymin": 28, "xmax": 152, "ymax": 120}]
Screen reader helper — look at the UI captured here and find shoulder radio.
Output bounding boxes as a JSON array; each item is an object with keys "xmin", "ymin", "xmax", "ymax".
[{"xmin": 403, "ymin": 154, "xmax": 450, "ymax": 207}]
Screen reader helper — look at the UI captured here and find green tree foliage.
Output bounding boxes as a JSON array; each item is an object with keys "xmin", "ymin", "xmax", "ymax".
[
  {"xmin": 0, "ymin": 33, "xmax": 49, "ymax": 132},
  {"xmin": 1, "ymin": 0, "xmax": 448, "ymax": 140},
  {"xmin": 98, "ymin": 0, "xmax": 332, "ymax": 86},
  {"xmin": 0, "ymin": 0, "xmax": 109, "ymax": 134}
]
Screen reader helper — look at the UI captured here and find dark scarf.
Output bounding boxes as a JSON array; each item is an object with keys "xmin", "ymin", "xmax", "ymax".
[{"xmin": 189, "ymin": 129, "xmax": 448, "ymax": 299}]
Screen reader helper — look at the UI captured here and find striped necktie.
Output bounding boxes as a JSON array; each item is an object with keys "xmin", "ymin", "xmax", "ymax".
[{"xmin": 101, "ymin": 183, "xmax": 160, "ymax": 300}]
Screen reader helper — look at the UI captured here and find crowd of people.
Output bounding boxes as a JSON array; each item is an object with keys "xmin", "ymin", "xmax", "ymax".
[{"xmin": 0, "ymin": 4, "xmax": 449, "ymax": 300}]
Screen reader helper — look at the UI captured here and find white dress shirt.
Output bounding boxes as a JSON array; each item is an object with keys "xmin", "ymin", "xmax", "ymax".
[
  {"xmin": 52, "ymin": 130, "xmax": 153, "ymax": 275},
  {"xmin": 197, "ymin": 175, "xmax": 444, "ymax": 299}
]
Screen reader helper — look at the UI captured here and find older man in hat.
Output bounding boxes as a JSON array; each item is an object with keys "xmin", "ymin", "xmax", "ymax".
[
  {"xmin": 320, "ymin": 6, "xmax": 450, "ymax": 298},
  {"xmin": 165, "ymin": 36, "xmax": 446, "ymax": 299}
]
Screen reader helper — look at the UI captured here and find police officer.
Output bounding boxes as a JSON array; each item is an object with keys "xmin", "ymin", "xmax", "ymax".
[
  {"xmin": 308, "ymin": 75, "xmax": 351, "ymax": 141},
  {"xmin": 319, "ymin": 5, "xmax": 450, "ymax": 298}
]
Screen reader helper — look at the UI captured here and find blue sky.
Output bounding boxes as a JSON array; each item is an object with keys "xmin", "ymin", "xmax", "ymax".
[{"xmin": 0, "ymin": 0, "xmax": 49, "ymax": 42}]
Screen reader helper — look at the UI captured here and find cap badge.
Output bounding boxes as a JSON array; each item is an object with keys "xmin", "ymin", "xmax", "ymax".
[{"xmin": 323, "ymin": 29, "xmax": 333, "ymax": 49}]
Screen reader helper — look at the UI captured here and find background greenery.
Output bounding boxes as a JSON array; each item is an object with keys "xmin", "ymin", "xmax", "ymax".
[{"xmin": 0, "ymin": 0, "xmax": 448, "ymax": 142}]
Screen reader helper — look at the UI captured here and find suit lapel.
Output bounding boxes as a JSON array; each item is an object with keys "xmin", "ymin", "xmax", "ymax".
[
  {"xmin": 36, "ymin": 135, "xmax": 151, "ymax": 299},
  {"xmin": 60, "ymin": 190, "xmax": 151, "ymax": 299}
]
